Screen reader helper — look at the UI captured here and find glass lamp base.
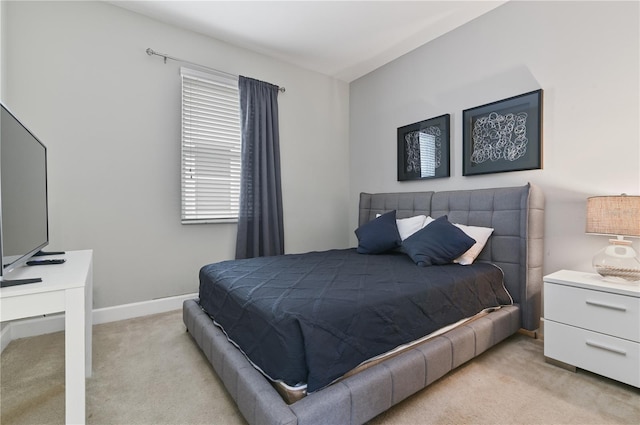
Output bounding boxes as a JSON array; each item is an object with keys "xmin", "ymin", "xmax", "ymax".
[{"xmin": 593, "ymin": 239, "xmax": 640, "ymax": 283}]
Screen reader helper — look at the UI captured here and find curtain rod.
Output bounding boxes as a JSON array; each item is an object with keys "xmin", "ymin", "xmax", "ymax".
[{"xmin": 146, "ymin": 48, "xmax": 285, "ymax": 93}]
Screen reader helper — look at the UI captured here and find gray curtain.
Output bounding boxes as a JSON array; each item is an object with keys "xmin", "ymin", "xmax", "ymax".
[{"xmin": 235, "ymin": 76, "xmax": 284, "ymax": 259}]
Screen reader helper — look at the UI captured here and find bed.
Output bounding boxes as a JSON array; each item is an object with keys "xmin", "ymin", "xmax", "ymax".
[{"xmin": 183, "ymin": 183, "xmax": 544, "ymax": 425}]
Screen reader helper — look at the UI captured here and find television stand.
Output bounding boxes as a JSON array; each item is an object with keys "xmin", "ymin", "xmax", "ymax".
[
  {"xmin": 0, "ymin": 277, "xmax": 42, "ymax": 288},
  {"xmin": 0, "ymin": 250, "xmax": 93, "ymax": 424},
  {"xmin": 33, "ymin": 250, "xmax": 66, "ymax": 257}
]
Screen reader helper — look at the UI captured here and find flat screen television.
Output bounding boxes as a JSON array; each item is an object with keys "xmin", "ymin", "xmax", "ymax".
[{"xmin": 0, "ymin": 102, "xmax": 49, "ymax": 287}]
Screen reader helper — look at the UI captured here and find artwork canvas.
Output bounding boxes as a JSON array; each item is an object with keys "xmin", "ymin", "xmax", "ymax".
[
  {"xmin": 397, "ymin": 114, "xmax": 450, "ymax": 181},
  {"xmin": 462, "ymin": 90, "xmax": 543, "ymax": 176}
]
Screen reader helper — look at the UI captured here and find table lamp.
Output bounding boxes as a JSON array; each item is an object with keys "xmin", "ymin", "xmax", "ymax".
[{"xmin": 586, "ymin": 194, "xmax": 640, "ymax": 282}]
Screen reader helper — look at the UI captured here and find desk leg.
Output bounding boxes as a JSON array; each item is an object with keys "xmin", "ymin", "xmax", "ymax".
[
  {"xmin": 85, "ymin": 260, "xmax": 93, "ymax": 378},
  {"xmin": 65, "ymin": 286, "xmax": 86, "ymax": 425}
]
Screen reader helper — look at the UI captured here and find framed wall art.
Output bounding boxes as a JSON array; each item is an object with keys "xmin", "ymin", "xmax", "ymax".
[
  {"xmin": 462, "ymin": 89, "xmax": 543, "ymax": 176},
  {"xmin": 397, "ymin": 114, "xmax": 450, "ymax": 181}
]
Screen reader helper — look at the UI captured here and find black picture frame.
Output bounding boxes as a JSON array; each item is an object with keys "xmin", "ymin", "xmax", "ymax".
[
  {"xmin": 397, "ymin": 114, "xmax": 450, "ymax": 181},
  {"xmin": 462, "ymin": 89, "xmax": 543, "ymax": 176}
]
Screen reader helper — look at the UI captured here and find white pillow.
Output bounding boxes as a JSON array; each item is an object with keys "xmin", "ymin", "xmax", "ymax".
[
  {"xmin": 453, "ymin": 223, "xmax": 494, "ymax": 265},
  {"xmin": 396, "ymin": 215, "xmax": 427, "ymax": 240},
  {"xmin": 374, "ymin": 214, "xmax": 427, "ymax": 240},
  {"xmin": 422, "ymin": 216, "xmax": 435, "ymax": 228}
]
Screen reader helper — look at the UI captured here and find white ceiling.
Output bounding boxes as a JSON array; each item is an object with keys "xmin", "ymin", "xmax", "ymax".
[{"xmin": 110, "ymin": 1, "xmax": 507, "ymax": 82}]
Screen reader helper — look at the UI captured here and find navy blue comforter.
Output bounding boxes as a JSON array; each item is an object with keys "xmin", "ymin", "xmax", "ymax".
[{"xmin": 198, "ymin": 248, "xmax": 511, "ymax": 392}]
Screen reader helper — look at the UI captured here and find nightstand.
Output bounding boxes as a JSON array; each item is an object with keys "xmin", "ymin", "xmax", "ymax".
[{"xmin": 543, "ymin": 270, "xmax": 640, "ymax": 388}]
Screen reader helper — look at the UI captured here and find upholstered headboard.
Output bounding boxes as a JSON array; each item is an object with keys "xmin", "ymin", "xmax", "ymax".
[{"xmin": 358, "ymin": 183, "xmax": 544, "ymax": 331}]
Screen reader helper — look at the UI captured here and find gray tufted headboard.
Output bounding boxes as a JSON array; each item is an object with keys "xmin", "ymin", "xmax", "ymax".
[{"xmin": 358, "ymin": 183, "xmax": 544, "ymax": 331}]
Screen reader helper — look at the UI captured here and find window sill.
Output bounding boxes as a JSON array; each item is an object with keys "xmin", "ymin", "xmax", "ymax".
[{"xmin": 181, "ymin": 218, "xmax": 238, "ymax": 225}]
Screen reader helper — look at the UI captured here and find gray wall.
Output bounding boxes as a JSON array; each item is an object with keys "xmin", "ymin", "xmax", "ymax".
[
  {"xmin": 3, "ymin": 1, "xmax": 639, "ymax": 309},
  {"xmin": 349, "ymin": 0, "xmax": 640, "ymax": 275},
  {"xmin": 2, "ymin": 1, "xmax": 350, "ymax": 308}
]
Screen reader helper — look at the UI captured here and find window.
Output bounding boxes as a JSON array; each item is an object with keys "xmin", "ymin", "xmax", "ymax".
[{"xmin": 180, "ymin": 68, "xmax": 241, "ymax": 223}]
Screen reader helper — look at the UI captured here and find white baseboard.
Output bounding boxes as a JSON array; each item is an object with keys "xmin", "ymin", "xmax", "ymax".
[
  {"xmin": 0, "ymin": 292, "xmax": 197, "ymax": 353},
  {"xmin": 92, "ymin": 292, "xmax": 197, "ymax": 325}
]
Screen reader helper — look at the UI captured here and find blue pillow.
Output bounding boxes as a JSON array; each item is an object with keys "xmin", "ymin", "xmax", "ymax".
[
  {"xmin": 402, "ymin": 215, "xmax": 476, "ymax": 266},
  {"xmin": 355, "ymin": 210, "xmax": 402, "ymax": 254}
]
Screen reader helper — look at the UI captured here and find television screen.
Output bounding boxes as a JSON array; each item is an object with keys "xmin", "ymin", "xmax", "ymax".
[{"xmin": 0, "ymin": 103, "xmax": 49, "ymax": 280}]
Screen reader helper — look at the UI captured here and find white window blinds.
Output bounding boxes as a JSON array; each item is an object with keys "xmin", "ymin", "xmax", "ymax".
[{"xmin": 181, "ymin": 67, "xmax": 241, "ymax": 223}]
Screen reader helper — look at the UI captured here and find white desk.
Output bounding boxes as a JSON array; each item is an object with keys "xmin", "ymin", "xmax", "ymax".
[{"xmin": 0, "ymin": 250, "xmax": 93, "ymax": 424}]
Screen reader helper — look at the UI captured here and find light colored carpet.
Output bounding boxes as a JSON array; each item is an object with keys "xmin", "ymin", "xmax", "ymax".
[{"xmin": 1, "ymin": 310, "xmax": 638, "ymax": 425}]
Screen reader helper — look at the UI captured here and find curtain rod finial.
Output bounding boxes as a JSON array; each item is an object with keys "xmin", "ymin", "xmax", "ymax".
[{"xmin": 146, "ymin": 48, "xmax": 154, "ymax": 56}]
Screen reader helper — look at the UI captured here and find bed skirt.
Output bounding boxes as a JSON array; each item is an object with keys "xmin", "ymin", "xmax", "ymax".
[{"xmin": 183, "ymin": 298, "xmax": 521, "ymax": 425}]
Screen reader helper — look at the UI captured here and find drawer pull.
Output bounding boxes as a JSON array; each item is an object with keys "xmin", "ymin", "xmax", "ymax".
[
  {"xmin": 585, "ymin": 340, "xmax": 627, "ymax": 356},
  {"xmin": 585, "ymin": 300, "xmax": 627, "ymax": 312}
]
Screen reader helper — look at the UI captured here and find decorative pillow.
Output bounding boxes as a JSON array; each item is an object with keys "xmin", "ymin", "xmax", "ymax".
[
  {"xmin": 355, "ymin": 210, "xmax": 402, "ymax": 254},
  {"xmin": 402, "ymin": 215, "xmax": 476, "ymax": 266},
  {"xmin": 396, "ymin": 215, "xmax": 427, "ymax": 240},
  {"xmin": 453, "ymin": 223, "xmax": 495, "ymax": 265}
]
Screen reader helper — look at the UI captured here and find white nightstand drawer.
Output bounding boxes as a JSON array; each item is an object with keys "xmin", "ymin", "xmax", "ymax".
[
  {"xmin": 544, "ymin": 282, "xmax": 640, "ymax": 342},
  {"xmin": 545, "ymin": 320, "xmax": 640, "ymax": 388}
]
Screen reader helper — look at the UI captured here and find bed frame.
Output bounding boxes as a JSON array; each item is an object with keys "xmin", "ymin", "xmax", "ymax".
[{"xmin": 183, "ymin": 183, "xmax": 544, "ymax": 425}]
